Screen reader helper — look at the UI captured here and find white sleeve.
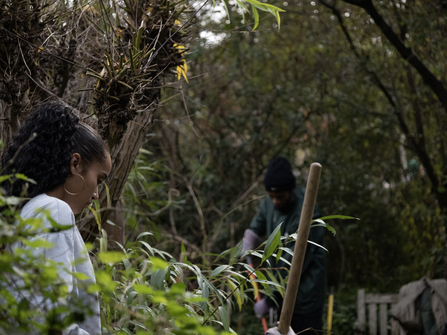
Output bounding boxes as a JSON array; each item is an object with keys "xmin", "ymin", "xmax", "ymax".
[{"xmin": 20, "ymin": 197, "xmax": 93, "ymax": 335}]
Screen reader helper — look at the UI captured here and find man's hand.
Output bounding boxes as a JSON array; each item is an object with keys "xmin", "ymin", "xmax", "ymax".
[
  {"xmin": 265, "ymin": 326, "xmax": 295, "ymax": 335},
  {"xmin": 254, "ymin": 298, "xmax": 269, "ymax": 319},
  {"xmin": 241, "ymin": 229, "xmax": 262, "ymax": 256}
]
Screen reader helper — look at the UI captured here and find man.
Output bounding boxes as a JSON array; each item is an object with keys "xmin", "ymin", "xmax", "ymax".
[{"xmin": 242, "ymin": 156, "xmax": 326, "ymax": 334}]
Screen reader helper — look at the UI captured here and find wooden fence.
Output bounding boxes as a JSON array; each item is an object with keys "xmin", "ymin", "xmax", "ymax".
[{"xmin": 356, "ymin": 289, "xmax": 403, "ymax": 335}]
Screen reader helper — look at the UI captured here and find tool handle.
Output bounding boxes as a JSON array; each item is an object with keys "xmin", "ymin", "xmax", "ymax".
[{"xmin": 278, "ymin": 163, "xmax": 322, "ymax": 335}]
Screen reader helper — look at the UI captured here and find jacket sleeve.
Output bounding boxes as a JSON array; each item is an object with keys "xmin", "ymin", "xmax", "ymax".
[
  {"xmin": 32, "ymin": 231, "xmax": 92, "ymax": 335},
  {"xmin": 22, "ymin": 199, "xmax": 94, "ymax": 335},
  {"xmin": 249, "ymin": 198, "xmax": 268, "ymax": 238}
]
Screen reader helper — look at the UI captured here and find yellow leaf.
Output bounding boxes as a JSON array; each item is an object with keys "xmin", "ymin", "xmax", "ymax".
[
  {"xmin": 227, "ymin": 279, "xmax": 242, "ymax": 311},
  {"xmin": 175, "ymin": 20, "xmax": 182, "ymax": 25},
  {"xmin": 177, "ymin": 66, "xmax": 182, "ymax": 80},
  {"xmin": 250, "ymin": 277, "xmax": 259, "ymax": 300}
]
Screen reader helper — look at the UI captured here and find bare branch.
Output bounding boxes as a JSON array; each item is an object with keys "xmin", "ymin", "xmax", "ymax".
[{"xmin": 346, "ymin": 0, "xmax": 447, "ymax": 114}]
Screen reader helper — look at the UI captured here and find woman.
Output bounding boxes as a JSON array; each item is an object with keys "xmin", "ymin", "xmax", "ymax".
[{"xmin": 1, "ymin": 102, "xmax": 112, "ymax": 335}]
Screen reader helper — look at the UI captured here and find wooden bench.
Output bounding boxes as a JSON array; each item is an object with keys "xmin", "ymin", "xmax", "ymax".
[{"xmin": 355, "ymin": 289, "xmax": 403, "ymax": 335}]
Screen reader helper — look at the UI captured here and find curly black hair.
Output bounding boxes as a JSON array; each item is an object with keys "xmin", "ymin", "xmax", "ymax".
[{"xmin": 1, "ymin": 101, "xmax": 108, "ymax": 198}]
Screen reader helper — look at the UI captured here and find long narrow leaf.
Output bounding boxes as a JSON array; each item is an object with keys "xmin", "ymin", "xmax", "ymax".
[
  {"xmin": 251, "ymin": 5, "xmax": 259, "ymax": 31},
  {"xmin": 218, "ymin": 306, "xmax": 230, "ymax": 331},
  {"xmin": 262, "ymin": 223, "xmax": 282, "ymax": 263}
]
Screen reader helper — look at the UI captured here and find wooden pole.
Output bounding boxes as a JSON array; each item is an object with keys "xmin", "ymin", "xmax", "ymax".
[{"xmin": 278, "ymin": 163, "xmax": 322, "ymax": 335}]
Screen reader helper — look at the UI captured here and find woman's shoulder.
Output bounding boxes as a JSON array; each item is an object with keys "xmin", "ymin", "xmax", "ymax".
[{"xmin": 21, "ymin": 194, "xmax": 74, "ymax": 226}]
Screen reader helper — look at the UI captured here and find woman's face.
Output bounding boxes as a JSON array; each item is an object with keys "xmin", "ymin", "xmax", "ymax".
[{"xmin": 64, "ymin": 153, "xmax": 112, "ymax": 214}]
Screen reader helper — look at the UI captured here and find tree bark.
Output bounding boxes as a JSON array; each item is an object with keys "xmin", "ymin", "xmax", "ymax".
[{"xmin": 79, "ymin": 101, "xmax": 158, "ymax": 241}]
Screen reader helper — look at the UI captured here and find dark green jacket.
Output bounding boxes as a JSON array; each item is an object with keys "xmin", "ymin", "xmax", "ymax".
[{"xmin": 249, "ymin": 187, "xmax": 326, "ymax": 316}]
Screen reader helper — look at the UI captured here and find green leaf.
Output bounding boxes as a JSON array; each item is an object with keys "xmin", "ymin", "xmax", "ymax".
[
  {"xmin": 15, "ymin": 173, "xmax": 36, "ymax": 184},
  {"xmin": 219, "ymin": 306, "xmax": 230, "ymax": 331},
  {"xmin": 316, "ymin": 215, "xmax": 359, "ymax": 220},
  {"xmin": 211, "ymin": 265, "xmax": 228, "ymax": 277},
  {"xmin": 307, "ymin": 240, "xmax": 328, "ymax": 252},
  {"xmin": 230, "ymin": 241, "xmax": 243, "ymax": 262},
  {"xmin": 262, "ymin": 223, "xmax": 282, "ymax": 263},
  {"xmin": 251, "ymin": 5, "xmax": 259, "ymax": 31},
  {"xmin": 227, "ymin": 279, "xmax": 243, "ymax": 311},
  {"xmin": 276, "ymin": 247, "xmax": 283, "ymax": 263},
  {"xmin": 151, "ymin": 257, "xmax": 168, "ymax": 271},
  {"xmin": 134, "ymin": 284, "xmax": 153, "ymax": 294},
  {"xmin": 181, "ymin": 242, "xmax": 187, "ymax": 263},
  {"xmin": 70, "ymin": 271, "xmax": 90, "ymax": 281},
  {"xmin": 201, "ymin": 278, "xmax": 209, "ymax": 298},
  {"xmin": 23, "ymin": 238, "xmax": 53, "ymax": 249},
  {"xmin": 311, "ymin": 221, "xmax": 336, "ymax": 236},
  {"xmin": 170, "ymin": 282, "xmax": 186, "ymax": 295},
  {"xmin": 151, "ymin": 267, "xmax": 168, "ymax": 290},
  {"xmin": 5, "ymin": 196, "xmax": 21, "ymax": 205},
  {"xmin": 98, "ymin": 251, "xmax": 129, "ymax": 264},
  {"xmin": 95, "ymin": 271, "xmax": 117, "ymax": 291}
]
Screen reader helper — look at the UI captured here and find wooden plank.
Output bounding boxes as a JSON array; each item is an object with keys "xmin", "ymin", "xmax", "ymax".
[
  {"xmin": 369, "ymin": 303, "xmax": 377, "ymax": 335},
  {"xmin": 358, "ymin": 289, "xmax": 366, "ymax": 332},
  {"xmin": 379, "ymin": 303, "xmax": 387, "ymax": 335},
  {"xmin": 391, "ymin": 318, "xmax": 400, "ymax": 335},
  {"xmin": 365, "ymin": 294, "xmax": 399, "ymax": 304}
]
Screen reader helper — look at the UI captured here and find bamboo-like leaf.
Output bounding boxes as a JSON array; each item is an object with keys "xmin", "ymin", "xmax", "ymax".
[
  {"xmin": 236, "ymin": 0, "xmax": 249, "ymax": 12},
  {"xmin": 218, "ymin": 306, "xmax": 230, "ymax": 331},
  {"xmin": 316, "ymin": 215, "xmax": 359, "ymax": 220},
  {"xmin": 275, "ymin": 247, "xmax": 283, "ymax": 263},
  {"xmin": 249, "ymin": 274, "xmax": 259, "ymax": 299},
  {"xmin": 222, "ymin": 0, "xmax": 230, "ymax": 19},
  {"xmin": 230, "ymin": 241, "xmax": 243, "ymax": 263},
  {"xmin": 276, "ymin": 10, "xmax": 281, "ymax": 30},
  {"xmin": 262, "ymin": 223, "xmax": 282, "ymax": 263},
  {"xmin": 311, "ymin": 222, "xmax": 336, "ymax": 236},
  {"xmin": 307, "ymin": 240, "xmax": 329, "ymax": 252},
  {"xmin": 136, "ymin": 232, "xmax": 154, "ymax": 240},
  {"xmin": 211, "ymin": 265, "xmax": 228, "ymax": 277},
  {"xmin": 251, "ymin": 5, "xmax": 259, "ymax": 31},
  {"xmin": 150, "ymin": 267, "xmax": 168, "ymax": 290},
  {"xmin": 227, "ymin": 279, "xmax": 242, "ymax": 311}
]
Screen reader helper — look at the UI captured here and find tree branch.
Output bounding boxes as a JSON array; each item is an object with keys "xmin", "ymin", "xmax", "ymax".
[{"xmin": 350, "ymin": 0, "xmax": 447, "ymax": 114}]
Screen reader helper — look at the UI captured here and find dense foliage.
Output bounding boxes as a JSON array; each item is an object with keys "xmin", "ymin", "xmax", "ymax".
[
  {"xmin": 122, "ymin": 0, "xmax": 447, "ymax": 333},
  {"xmin": 3, "ymin": 173, "xmax": 340, "ymax": 334}
]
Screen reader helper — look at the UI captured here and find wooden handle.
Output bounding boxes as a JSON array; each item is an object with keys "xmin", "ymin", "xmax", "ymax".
[{"xmin": 278, "ymin": 163, "xmax": 322, "ymax": 335}]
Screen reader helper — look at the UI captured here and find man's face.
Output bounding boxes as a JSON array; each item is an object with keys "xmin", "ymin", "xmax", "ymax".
[{"xmin": 267, "ymin": 190, "xmax": 293, "ymax": 210}]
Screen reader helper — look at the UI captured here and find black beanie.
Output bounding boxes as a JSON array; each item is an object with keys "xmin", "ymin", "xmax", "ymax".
[{"xmin": 264, "ymin": 156, "xmax": 296, "ymax": 192}]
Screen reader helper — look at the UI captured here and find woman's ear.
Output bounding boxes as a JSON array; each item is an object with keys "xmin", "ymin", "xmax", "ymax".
[{"xmin": 70, "ymin": 153, "xmax": 82, "ymax": 175}]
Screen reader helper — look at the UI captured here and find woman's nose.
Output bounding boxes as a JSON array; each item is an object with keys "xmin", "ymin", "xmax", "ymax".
[{"xmin": 92, "ymin": 186, "xmax": 99, "ymax": 199}]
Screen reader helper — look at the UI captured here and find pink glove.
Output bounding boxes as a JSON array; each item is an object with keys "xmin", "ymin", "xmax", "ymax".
[
  {"xmin": 241, "ymin": 229, "xmax": 262, "ymax": 255},
  {"xmin": 254, "ymin": 298, "xmax": 269, "ymax": 319}
]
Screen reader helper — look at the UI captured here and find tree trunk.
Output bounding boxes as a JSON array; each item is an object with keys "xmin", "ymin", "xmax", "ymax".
[{"xmin": 79, "ymin": 101, "xmax": 158, "ymax": 242}]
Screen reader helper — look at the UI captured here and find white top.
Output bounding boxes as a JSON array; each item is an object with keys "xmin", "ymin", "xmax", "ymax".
[{"xmin": 17, "ymin": 193, "xmax": 101, "ymax": 335}]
